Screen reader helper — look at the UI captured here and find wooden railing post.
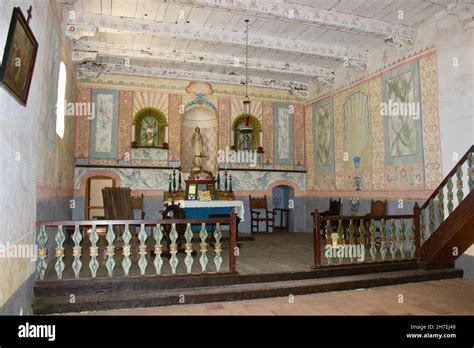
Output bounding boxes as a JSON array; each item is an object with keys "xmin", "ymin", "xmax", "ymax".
[
  {"xmin": 229, "ymin": 211, "xmax": 237, "ymax": 272},
  {"xmin": 414, "ymin": 202, "xmax": 421, "ymax": 259},
  {"xmin": 312, "ymin": 210, "xmax": 321, "ymax": 268}
]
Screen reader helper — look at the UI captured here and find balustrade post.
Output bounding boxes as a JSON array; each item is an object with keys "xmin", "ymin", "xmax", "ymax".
[
  {"xmin": 153, "ymin": 224, "xmax": 164, "ymax": 274},
  {"xmin": 199, "ymin": 223, "xmax": 209, "ymax": 272},
  {"xmin": 36, "ymin": 226, "xmax": 48, "ymax": 280},
  {"xmin": 89, "ymin": 225, "xmax": 99, "ymax": 278},
  {"xmin": 214, "ymin": 222, "xmax": 223, "ymax": 272},
  {"xmin": 138, "ymin": 224, "xmax": 148, "ymax": 275},
  {"xmin": 414, "ymin": 203, "xmax": 421, "ymax": 259},
  {"xmin": 72, "ymin": 225, "xmax": 83, "ymax": 279},
  {"xmin": 229, "ymin": 212, "xmax": 237, "ymax": 272},
  {"xmin": 312, "ymin": 210, "xmax": 321, "ymax": 267},
  {"xmin": 469, "ymin": 152, "xmax": 474, "ymax": 191},
  {"xmin": 184, "ymin": 223, "xmax": 194, "ymax": 273},
  {"xmin": 105, "ymin": 224, "xmax": 115, "ymax": 277}
]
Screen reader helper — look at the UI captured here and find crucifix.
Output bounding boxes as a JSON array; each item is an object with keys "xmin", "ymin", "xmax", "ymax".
[{"xmin": 26, "ymin": 6, "xmax": 32, "ymax": 24}]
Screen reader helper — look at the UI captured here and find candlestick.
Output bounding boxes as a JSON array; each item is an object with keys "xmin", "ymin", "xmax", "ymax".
[
  {"xmin": 217, "ymin": 172, "xmax": 221, "ymax": 191},
  {"xmin": 178, "ymin": 170, "xmax": 182, "ymax": 191},
  {"xmin": 168, "ymin": 173, "xmax": 172, "ymax": 194},
  {"xmin": 224, "ymin": 169, "xmax": 228, "ymax": 192},
  {"xmin": 172, "ymin": 168, "xmax": 176, "ymax": 192},
  {"xmin": 229, "ymin": 174, "xmax": 233, "ymax": 193}
]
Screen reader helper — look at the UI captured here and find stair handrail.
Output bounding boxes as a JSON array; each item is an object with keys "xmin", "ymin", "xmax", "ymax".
[{"xmin": 420, "ymin": 145, "xmax": 473, "ymax": 210}]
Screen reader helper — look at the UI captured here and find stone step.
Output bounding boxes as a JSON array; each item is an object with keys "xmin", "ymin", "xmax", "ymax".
[{"xmin": 32, "ymin": 267, "xmax": 462, "ymax": 315}]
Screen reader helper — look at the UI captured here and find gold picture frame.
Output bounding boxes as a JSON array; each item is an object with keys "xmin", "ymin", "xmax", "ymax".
[{"xmin": 198, "ymin": 190, "xmax": 212, "ymax": 201}]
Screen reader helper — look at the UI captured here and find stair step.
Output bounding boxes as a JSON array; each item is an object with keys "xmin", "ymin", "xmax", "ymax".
[
  {"xmin": 33, "ymin": 260, "xmax": 419, "ymax": 297},
  {"xmin": 32, "ymin": 267, "xmax": 462, "ymax": 315}
]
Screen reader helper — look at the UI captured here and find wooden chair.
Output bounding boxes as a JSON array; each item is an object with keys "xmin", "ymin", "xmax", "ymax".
[
  {"xmin": 367, "ymin": 199, "xmax": 388, "ymax": 219},
  {"xmin": 319, "ymin": 198, "xmax": 342, "ymax": 236},
  {"xmin": 132, "ymin": 194, "xmax": 145, "ymax": 219},
  {"xmin": 249, "ymin": 195, "xmax": 275, "ymax": 234}
]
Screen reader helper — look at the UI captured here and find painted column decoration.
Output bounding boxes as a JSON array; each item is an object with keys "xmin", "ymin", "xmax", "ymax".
[
  {"xmin": 293, "ymin": 103, "xmax": 305, "ymax": 166},
  {"xmin": 369, "ymin": 78, "xmax": 385, "ymax": 190},
  {"xmin": 419, "ymin": 53, "xmax": 443, "ymax": 190},
  {"xmin": 118, "ymin": 90, "xmax": 133, "ymax": 161},
  {"xmin": 262, "ymin": 102, "xmax": 274, "ymax": 165},
  {"xmin": 168, "ymin": 94, "xmax": 182, "ymax": 161},
  {"xmin": 74, "ymin": 88, "xmax": 92, "ymax": 159},
  {"xmin": 218, "ymin": 96, "xmax": 231, "ymax": 151}
]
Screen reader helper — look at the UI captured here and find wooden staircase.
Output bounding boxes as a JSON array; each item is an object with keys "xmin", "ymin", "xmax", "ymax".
[
  {"xmin": 421, "ymin": 190, "xmax": 474, "ymax": 268},
  {"xmin": 420, "ymin": 145, "xmax": 474, "ymax": 268}
]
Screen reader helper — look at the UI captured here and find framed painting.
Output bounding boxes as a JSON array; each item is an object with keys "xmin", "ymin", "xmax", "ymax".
[{"xmin": 0, "ymin": 7, "xmax": 39, "ymax": 106}]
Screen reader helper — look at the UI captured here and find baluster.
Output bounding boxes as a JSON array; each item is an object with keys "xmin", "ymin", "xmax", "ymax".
[
  {"xmin": 138, "ymin": 224, "xmax": 148, "ymax": 275},
  {"xmin": 214, "ymin": 222, "xmax": 223, "ymax": 272},
  {"xmin": 89, "ymin": 225, "xmax": 99, "ymax": 278},
  {"xmin": 348, "ymin": 220, "xmax": 355, "ymax": 263},
  {"xmin": 420, "ymin": 209, "xmax": 426, "ymax": 242},
  {"xmin": 369, "ymin": 219, "xmax": 376, "ymax": 261},
  {"xmin": 389, "ymin": 219, "xmax": 397, "ymax": 259},
  {"xmin": 428, "ymin": 199, "xmax": 435, "ymax": 236},
  {"xmin": 337, "ymin": 220, "xmax": 344, "ymax": 264},
  {"xmin": 469, "ymin": 152, "xmax": 474, "ymax": 191},
  {"xmin": 358, "ymin": 219, "xmax": 366, "ymax": 262},
  {"xmin": 437, "ymin": 188, "xmax": 445, "ymax": 223},
  {"xmin": 36, "ymin": 226, "xmax": 48, "ymax": 280},
  {"xmin": 184, "ymin": 223, "xmax": 194, "ymax": 273},
  {"xmin": 153, "ymin": 224, "xmax": 164, "ymax": 274},
  {"xmin": 456, "ymin": 166, "xmax": 464, "ymax": 203},
  {"xmin": 199, "ymin": 223, "xmax": 209, "ymax": 272},
  {"xmin": 409, "ymin": 219, "xmax": 416, "ymax": 259},
  {"xmin": 447, "ymin": 177, "xmax": 454, "ymax": 215},
  {"xmin": 122, "ymin": 224, "xmax": 132, "ymax": 276},
  {"xmin": 325, "ymin": 221, "xmax": 333, "ymax": 265},
  {"xmin": 399, "ymin": 219, "xmax": 406, "ymax": 259},
  {"xmin": 380, "ymin": 219, "xmax": 387, "ymax": 260},
  {"xmin": 54, "ymin": 226, "xmax": 65, "ymax": 279},
  {"xmin": 169, "ymin": 223, "xmax": 179, "ymax": 274},
  {"xmin": 105, "ymin": 224, "xmax": 115, "ymax": 277},
  {"xmin": 72, "ymin": 225, "xmax": 83, "ymax": 279}
]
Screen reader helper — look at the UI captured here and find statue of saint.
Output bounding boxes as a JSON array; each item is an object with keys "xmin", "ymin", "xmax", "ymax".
[
  {"xmin": 145, "ymin": 121, "xmax": 155, "ymax": 146},
  {"xmin": 192, "ymin": 127, "xmax": 204, "ymax": 171}
]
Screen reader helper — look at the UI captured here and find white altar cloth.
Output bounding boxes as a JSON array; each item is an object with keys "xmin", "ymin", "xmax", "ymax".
[{"xmin": 171, "ymin": 200, "xmax": 245, "ymax": 222}]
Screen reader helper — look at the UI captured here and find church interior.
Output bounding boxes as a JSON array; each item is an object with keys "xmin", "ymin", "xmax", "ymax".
[{"xmin": 0, "ymin": 0, "xmax": 473, "ymax": 317}]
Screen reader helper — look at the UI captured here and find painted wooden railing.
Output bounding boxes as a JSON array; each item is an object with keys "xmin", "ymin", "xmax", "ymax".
[
  {"xmin": 312, "ymin": 145, "xmax": 474, "ymax": 267},
  {"xmin": 417, "ymin": 145, "xmax": 473, "ymax": 243},
  {"xmin": 35, "ymin": 213, "xmax": 237, "ymax": 280},
  {"xmin": 312, "ymin": 213, "xmax": 419, "ymax": 267}
]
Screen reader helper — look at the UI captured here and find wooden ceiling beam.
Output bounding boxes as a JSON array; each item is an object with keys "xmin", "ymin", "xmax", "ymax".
[
  {"xmin": 73, "ymin": 39, "xmax": 335, "ymax": 83},
  {"xmin": 175, "ymin": 0, "xmax": 414, "ymax": 45},
  {"xmin": 76, "ymin": 61, "xmax": 310, "ymax": 99},
  {"xmin": 66, "ymin": 11, "xmax": 368, "ymax": 64}
]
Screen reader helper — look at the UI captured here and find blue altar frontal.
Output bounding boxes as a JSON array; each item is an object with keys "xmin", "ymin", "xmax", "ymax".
[{"xmin": 167, "ymin": 200, "xmax": 245, "ymax": 232}]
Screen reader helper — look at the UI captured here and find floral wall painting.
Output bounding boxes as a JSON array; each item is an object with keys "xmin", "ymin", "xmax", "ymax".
[
  {"xmin": 90, "ymin": 89, "xmax": 119, "ymax": 159},
  {"xmin": 0, "ymin": 7, "xmax": 38, "ymax": 105},
  {"xmin": 274, "ymin": 103, "xmax": 294, "ymax": 165},
  {"xmin": 382, "ymin": 62, "xmax": 423, "ymax": 165},
  {"xmin": 312, "ymin": 97, "xmax": 334, "ymax": 171}
]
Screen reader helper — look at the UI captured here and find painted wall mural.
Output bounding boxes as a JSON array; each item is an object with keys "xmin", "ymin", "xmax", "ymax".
[
  {"xmin": 274, "ymin": 103, "xmax": 294, "ymax": 165},
  {"xmin": 90, "ymin": 89, "xmax": 118, "ymax": 159},
  {"xmin": 307, "ymin": 50, "xmax": 442, "ymax": 193}
]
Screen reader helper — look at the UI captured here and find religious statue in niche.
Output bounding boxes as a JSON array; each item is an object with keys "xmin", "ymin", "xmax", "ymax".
[
  {"xmin": 132, "ymin": 107, "xmax": 167, "ymax": 148},
  {"xmin": 192, "ymin": 127, "xmax": 205, "ymax": 172},
  {"xmin": 231, "ymin": 114, "xmax": 263, "ymax": 152}
]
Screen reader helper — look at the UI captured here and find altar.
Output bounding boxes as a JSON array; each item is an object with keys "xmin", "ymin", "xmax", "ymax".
[{"xmin": 171, "ymin": 200, "xmax": 245, "ymax": 221}]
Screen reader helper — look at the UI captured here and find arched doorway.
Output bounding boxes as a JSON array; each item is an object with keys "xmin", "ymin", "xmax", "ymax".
[
  {"xmin": 85, "ymin": 175, "xmax": 116, "ymax": 219},
  {"xmin": 181, "ymin": 106, "xmax": 218, "ymax": 173},
  {"xmin": 272, "ymin": 185, "xmax": 295, "ymax": 232}
]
